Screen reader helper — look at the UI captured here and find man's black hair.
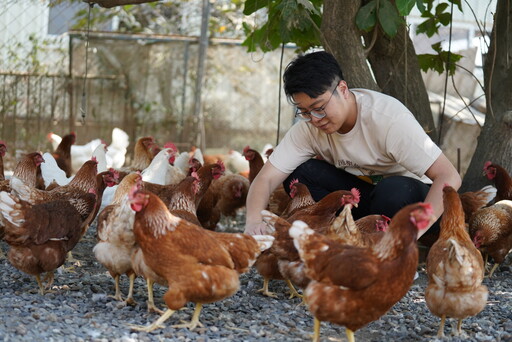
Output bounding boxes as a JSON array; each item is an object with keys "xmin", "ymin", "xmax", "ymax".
[{"xmin": 283, "ymin": 51, "xmax": 344, "ymax": 102}]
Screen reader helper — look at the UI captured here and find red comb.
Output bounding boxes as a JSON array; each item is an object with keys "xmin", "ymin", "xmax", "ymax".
[
  {"xmin": 350, "ymin": 188, "xmax": 361, "ymax": 203},
  {"xmin": 164, "ymin": 142, "xmax": 178, "ymax": 152}
]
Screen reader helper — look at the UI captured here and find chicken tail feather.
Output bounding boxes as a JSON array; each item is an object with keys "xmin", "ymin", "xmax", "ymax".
[{"xmin": 252, "ymin": 235, "xmax": 274, "ymax": 251}]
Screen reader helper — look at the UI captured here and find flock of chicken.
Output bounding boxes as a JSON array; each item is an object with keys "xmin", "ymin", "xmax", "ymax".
[{"xmin": 0, "ymin": 129, "xmax": 510, "ymax": 342}]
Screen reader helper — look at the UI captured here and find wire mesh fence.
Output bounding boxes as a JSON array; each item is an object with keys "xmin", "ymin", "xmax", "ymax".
[{"xmin": 0, "ymin": 0, "xmax": 297, "ymax": 169}]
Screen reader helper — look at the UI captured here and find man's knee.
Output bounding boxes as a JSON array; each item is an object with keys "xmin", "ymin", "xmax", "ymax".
[{"xmin": 370, "ymin": 176, "xmax": 430, "ymax": 215}]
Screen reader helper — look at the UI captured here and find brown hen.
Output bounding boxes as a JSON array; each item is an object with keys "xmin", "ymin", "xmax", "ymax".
[
  {"xmin": 0, "ymin": 189, "xmax": 96, "ymax": 294},
  {"xmin": 289, "ymin": 202, "xmax": 434, "ymax": 342},
  {"xmin": 127, "ymin": 189, "xmax": 273, "ymax": 332},
  {"xmin": 52, "ymin": 132, "xmax": 76, "ymax": 177},
  {"xmin": 469, "ymin": 199, "xmax": 512, "ymax": 277},
  {"xmin": 426, "ymin": 185, "xmax": 488, "ymax": 337}
]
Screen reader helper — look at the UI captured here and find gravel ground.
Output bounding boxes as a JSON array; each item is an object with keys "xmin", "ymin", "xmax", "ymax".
[{"xmin": 0, "ymin": 215, "xmax": 511, "ymax": 342}]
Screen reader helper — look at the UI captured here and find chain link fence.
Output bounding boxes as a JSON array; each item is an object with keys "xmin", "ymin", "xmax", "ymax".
[{"xmin": 0, "ymin": 0, "xmax": 297, "ymax": 169}]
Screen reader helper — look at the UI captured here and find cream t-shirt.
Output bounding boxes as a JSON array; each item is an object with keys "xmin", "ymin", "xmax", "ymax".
[{"xmin": 269, "ymin": 89, "xmax": 441, "ymax": 185}]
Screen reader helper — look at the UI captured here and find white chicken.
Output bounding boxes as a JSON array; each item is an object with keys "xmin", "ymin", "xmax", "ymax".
[
  {"xmin": 224, "ymin": 149, "xmax": 249, "ymax": 175},
  {"xmin": 41, "ymin": 144, "xmax": 107, "ymax": 188},
  {"xmin": 47, "ymin": 128, "xmax": 128, "ymax": 171},
  {"xmin": 141, "ymin": 147, "xmax": 185, "ymax": 185},
  {"xmin": 106, "ymin": 128, "xmax": 130, "ymax": 169}
]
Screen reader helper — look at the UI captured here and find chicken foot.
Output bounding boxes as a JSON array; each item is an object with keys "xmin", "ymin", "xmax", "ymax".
[
  {"xmin": 256, "ymin": 278, "xmax": 278, "ymax": 298},
  {"xmin": 172, "ymin": 303, "xmax": 204, "ymax": 330},
  {"xmin": 455, "ymin": 318, "xmax": 464, "ymax": 336},
  {"xmin": 43, "ymin": 271, "xmax": 55, "ymax": 290},
  {"xmin": 34, "ymin": 272, "xmax": 55, "ymax": 295},
  {"xmin": 146, "ymin": 279, "xmax": 165, "ymax": 314},
  {"xmin": 109, "ymin": 275, "xmax": 123, "ymax": 301},
  {"xmin": 35, "ymin": 275, "xmax": 45, "ymax": 296},
  {"xmin": 487, "ymin": 263, "xmax": 499, "ymax": 278},
  {"xmin": 286, "ymin": 279, "xmax": 303, "ymax": 299},
  {"xmin": 128, "ymin": 308, "xmax": 176, "ymax": 332},
  {"xmin": 125, "ymin": 273, "xmax": 136, "ymax": 305},
  {"xmin": 66, "ymin": 251, "xmax": 82, "ymax": 267}
]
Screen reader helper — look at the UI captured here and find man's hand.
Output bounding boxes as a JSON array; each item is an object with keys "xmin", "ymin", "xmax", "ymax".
[{"xmin": 244, "ymin": 222, "xmax": 270, "ymax": 235}]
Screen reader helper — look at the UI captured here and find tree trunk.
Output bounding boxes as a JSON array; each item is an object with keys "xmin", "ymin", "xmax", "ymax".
[
  {"xmin": 321, "ymin": 0, "xmax": 378, "ymax": 90},
  {"xmin": 365, "ymin": 24, "xmax": 437, "ymax": 140},
  {"xmin": 322, "ymin": 0, "xmax": 436, "ymax": 140},
  {"xmin": 461, "ymin": 0, "xmax": 512, "ymax": 192}
]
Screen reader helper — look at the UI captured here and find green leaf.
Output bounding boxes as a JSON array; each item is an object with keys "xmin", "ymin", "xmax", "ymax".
[
  {"xmin": 418, "ymin": 53, "xmax": 444, "ymax": 73},
  {"xmin": 438, "ymin": 12, "xmax": 452, "ymax": 26},
  {"xmin": 450, "ymin": 0, "xmax": 463, "ymax": 12},
  {"xmin": 243, "ymin": 0, "xmax": 270, "ymax": 15},
  {"xmin": 356, "ymin": 0, "xmax": 377, "ymax": 32},
  {"xmin": 417, "ymin": 49, "xmax": 463, "ymax": 75},
  {"xmin": 378, "ymin": 0, "xmax": 402, "ymax": 37},
  {"xmin": 416, "ymin": 17, "xmax": 438, "ymax": 37},
  {"xmin": 434, "ymin": 3, "xmax": 449, "ymax": 15},
  {"xmin": 395, "ymin": 0, "xmax": 416, "ymax": 16},
  {"xmin": 431, "ymin": 41, "xmax": 443, "ymax": 53},
  {"xmin": 415, "ymin": 0, "xmax": 426, "ymax": 13}
]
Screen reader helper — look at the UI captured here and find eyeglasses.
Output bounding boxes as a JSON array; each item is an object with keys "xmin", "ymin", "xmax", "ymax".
[{"xmin": 294, "ymin": 83, "xmax": 338, "ymax": 121}]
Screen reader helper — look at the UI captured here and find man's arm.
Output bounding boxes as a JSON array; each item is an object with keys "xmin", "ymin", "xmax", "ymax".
[
  {"xmin": 244, "ymin": 161, "xmax": 289, "ymax": 235},
  {"xmin": 418, "ymin": 153, "xmax": 462, "ymax": 239}
]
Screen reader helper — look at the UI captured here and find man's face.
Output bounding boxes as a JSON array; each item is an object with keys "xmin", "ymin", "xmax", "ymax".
[{"xmin": 292, "ymin": 80, "xmax": 355, "ymax": 134}]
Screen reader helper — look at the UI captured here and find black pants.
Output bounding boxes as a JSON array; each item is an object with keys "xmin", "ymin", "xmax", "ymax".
[{"xmin": 283, "ymin": 159, "xmax": 440, "ymax": 238}]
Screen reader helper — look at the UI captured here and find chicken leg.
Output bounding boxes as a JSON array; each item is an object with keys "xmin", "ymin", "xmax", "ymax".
[
  {"xmin": 487, "ymin": 263, "xmax": 499, "ymax": 278},
  {"xmin": 312, "ymin": 317, "xmax": 321, "ymax": 342},
  {"xmin": 109, "ymin": 274, "xmax": 123, "ymax": 301},
  {"xmin": 256, "ymin": 278, "xmax": 278, "ymax": 298},
  {"xmin": 125, "ymin": 273, "xmax": 136, "ymax": 305},
  {"xmin": 146, "ymin": 279, "xmax": 164, "ymax": 314},
  {"xmin": 286, "ymin": 279, "xmax": 303, "ymax": 299},
  {"xmin": 35, "ymin": 274, "xmax": 45, "ymax": 296},
  {"xmin": 437, "ymin": 314, "xmax": 446, "ymax": 337},
  {"xmin": 172, "ymin": 303, "xmax": 204, "ymax": 330},
  {"xmin": 128, "ymin": 308, "xmax": 176, "ymax": 332},
  {"xmin": 455, "ymin": 318, "xmax": 464, "ymax": 336},
  {"xmin": 345, "ymin": 328, "xmax": 355, "ymax": 342}
]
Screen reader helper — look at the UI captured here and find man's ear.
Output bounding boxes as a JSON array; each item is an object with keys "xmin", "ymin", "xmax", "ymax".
[{"xmin": 339, "ymin": 80, "xmax": 349, "ymax": 97}]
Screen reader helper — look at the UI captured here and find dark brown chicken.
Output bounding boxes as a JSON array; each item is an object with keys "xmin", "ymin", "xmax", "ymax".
[
  {"xmin": 52, "ymin": 132, "xmax": 76, "ymax": 177},
  {"xmin": 10, "ymin": 159, "xmax": 99, "ymax": 205},
  {"xmin": 0, "ymin": 151, "xmax": 45, "ymax": 259},
  {"xmin": 0, "ymin": 152, "xmax": 45, "ymax": 193},
  {"xmin": 280, "ymin": 179, "xmax": 316, "ymax": 219},
  {"xmin": 243, "ymin": 145, "xmax": 290, "ymax": 215},
  {"xmin": 0, "ymin": 189, "xmax": 96, "ymax": 294},
  {"xmin": 197, "ymin": 173, "xmax": 249, "ymax": 230},
  {"xmin": 469, "ymin": 199, "xmax": 512, "ymax": 277},
  {"xmin": 459, "ymin": 188, "xmax": 493, "ymax": 223},
  {"xmin": 167, "ymin": 172, "xmax": 201, "ymax": 226},
  {"xmin": 483, "ymin": 161, "xmax": 512, "ymax": 203},
  {"xmin": 243, "ymin": 145, "xmax": 264, "ymax": 184}
]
